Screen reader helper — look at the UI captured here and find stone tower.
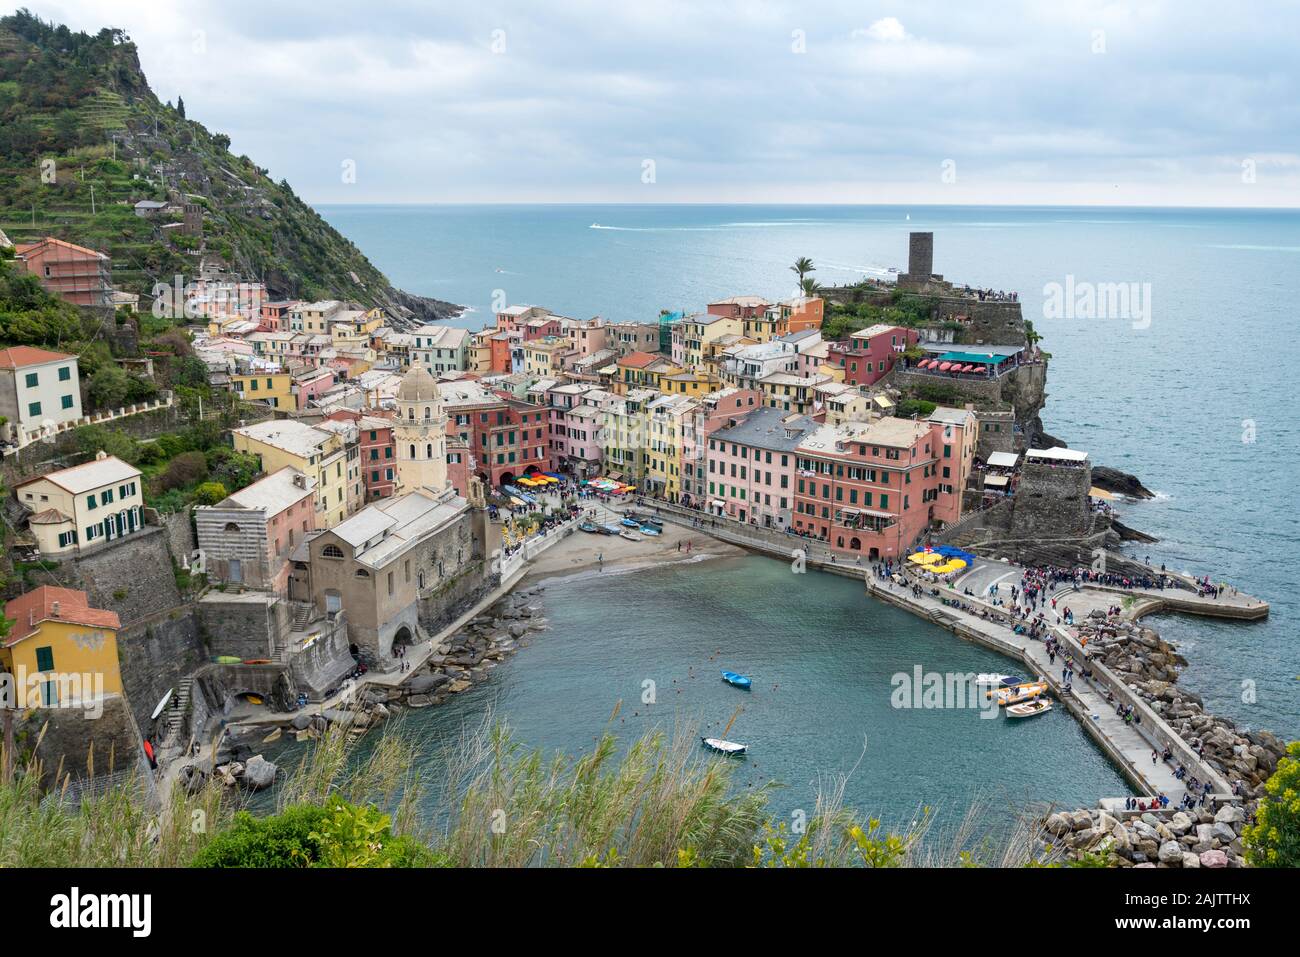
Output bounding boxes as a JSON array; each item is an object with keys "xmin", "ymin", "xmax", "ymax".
[
  {"xmin": 907, "ymin": 232, "xmax": 934, "ymax": 278},
  {"xmin": 393, "ymin": 365, "xmax": 449, "ymax": 494}
]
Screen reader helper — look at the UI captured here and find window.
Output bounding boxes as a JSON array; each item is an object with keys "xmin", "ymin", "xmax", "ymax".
[
  {"xmin": 28, "ymin": 401, "xmax": 41, "ymax": 417},
  {"xmin": 58, "ymin": 366, "xmax": 71, "ymax": 381},
  {"xmin": 61, "ymin": 394, "xmax": 74, "ymax": 409},
  {"xmin": 25, "ymin": 372, "xmax": 38, "ymax": 388},
  {"xmin": 322, "ymin": 544, "xmax": 344, "ymax": 559},
  {"xmin": 86, "ymin": 495, "xmax": 97, "ymax": 511},
  {"xmin": 35, "ymin": 646, "xmax": 54, "ymax": 672}
]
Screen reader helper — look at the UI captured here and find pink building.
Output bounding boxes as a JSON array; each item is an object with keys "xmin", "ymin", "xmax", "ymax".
[
  {"xmin": 925, "ymin": 406, "xmax": 977, "ymax": 527},
  {"xmin": 294, "ymin": 366, "xmax": 337, "ymax": 411},
  {"xmin": 703, "ymin": 404, "xmax": 817, "ymax": 527},
  {"xmin": 546, "ymin": 382, "xmax": 605, "ymax": 476},
  {"xmin": 827, "ymin": 324, "xmax": 918, "ymax": 387},
  {"xmin": 194, "ymin": 467, "xmax": 318, "ymax": 592}
]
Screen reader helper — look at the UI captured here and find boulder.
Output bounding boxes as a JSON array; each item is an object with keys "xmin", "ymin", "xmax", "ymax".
[
  {"xmin": 1199, "ymin": 849, "xmax": 1229, "ymax": 868},
  {"xmin": 290, "ymin": 713, "xmax": 312, "ymax": 731},
  {"xmin": 1181, "ymin": 852, "xmax": 1201, "ymax": 869},
  {"xmin": 1211, "ymin": 823, "xmax": 1237, "ymax": 844},
  {"xmin": 1044, "ymin": 813, "xmax": 1071, "ymax": 837},
  {"xmin": 1214, "ymin": 804, "xmax": 1246, "ymax": 825},
  {"xmin": 407, "ymin": 694, "xmax": 434, "ymax": 708},
  {"xmin": 405, "ymin": 672, "xmax": 450, "ymax": 695},
  {"xmin": 1168, "ymin": 812, "xmax": 1193, "ymax": 835},
  {"xmin": 1157, "ymin": 840, "xmax": 1184, "ymax": 865},
  {"xmin": 241, "ymin": 755, "xmax": 278, "ymax": 790}
]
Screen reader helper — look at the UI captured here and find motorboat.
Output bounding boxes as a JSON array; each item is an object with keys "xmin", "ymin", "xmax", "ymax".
[
  {"xmin": 721, "ymin": 670, "xmax": 752, "ymax": 690},
  {"xmin": 975, "ymin": 673, "xmax": 1019, "ymax": 688},
  {"xmin": 639, "ymin": 525, "xmax": 661, "ymax": 536},
  {"xmin": 579, "ymin": 521, "xmax": 600, "ymax": 533},
  {"xmin": 701, "ymin": 737, "xmax": 748, "ymax": 756},
  {"xmin": 620, "ymin": 517, "xmax": 642, "ymax": 528},
  {"xmin": 619, "ymin": 529, "xmax": 643, "ymax": 542},
  {"xmin": 1007, "ymin": 699, "xmax": 1052, "ymax": 719},
  {"xmin": 988, "ymin": 680, "xmax": 1048, "ymax": 707}
]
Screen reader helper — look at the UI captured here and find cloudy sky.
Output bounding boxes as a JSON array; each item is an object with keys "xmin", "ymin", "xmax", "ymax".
[{"xmin": 14, "ymin": 1, "xmax": 1300, "ymax": 206}]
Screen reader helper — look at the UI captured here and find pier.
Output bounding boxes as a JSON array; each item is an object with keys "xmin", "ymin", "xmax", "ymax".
[{"xmin": 642, "ymin": 498, "xmax": 1253, "ymax": 808}]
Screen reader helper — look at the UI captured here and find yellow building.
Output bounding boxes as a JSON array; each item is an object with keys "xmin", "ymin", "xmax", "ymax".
[
  {"xmin": 523, "ymin": 337, "xmax": 573, "ymax": 377},
  {"xmin": 671, "ymin": 313, "xmax": 743, "ymax": 371},
  {"xmin": 2, "ymin": 586, "xmax": 122, "ymax": 706},
  {"xmin": 644, "ymin": 393, "xmax": 695, "ymax": 501},
  {"xmin": 659, "ymin": 370, "xmax": 722, "ymax": 396},
  {"xmin": 14, "ymin": 451, "xmax": 145, "ymax": 557},
  {"xmin": 231, "ymin": 370, "xmax": 294, "ymax": 410},
  {"xmin": 232, "ymin": 418, "xmax": 353, "ymax": 527}
]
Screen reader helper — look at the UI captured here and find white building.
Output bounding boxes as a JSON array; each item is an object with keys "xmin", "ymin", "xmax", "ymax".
[
  {"xmin": 15, "ymin": 451, "xmax": 144, "ymax": 556},
  {"xmin": 0, "ymin": 347, "xmax": 82, "ymax": 445}
]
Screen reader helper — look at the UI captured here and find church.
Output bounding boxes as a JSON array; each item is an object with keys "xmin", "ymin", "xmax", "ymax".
[{"xmin": 289, "ymin": 365, "xmax": 496, "ymax": 670}]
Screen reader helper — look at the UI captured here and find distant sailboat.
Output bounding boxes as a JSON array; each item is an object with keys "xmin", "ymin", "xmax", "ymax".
[{"xmin": 906, "ymin": 213, "xmax": 911, "ymax": 221}]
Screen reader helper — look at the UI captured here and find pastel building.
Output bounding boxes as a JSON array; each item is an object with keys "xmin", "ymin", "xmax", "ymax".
[
  {"xmin": 2, "ymin": 586, "xmax": 122, "ymax": 707},
  {"xmin": 15, "ymin": 452, "xmax": 144, "ymax": 556},
  {"xmin": 705, "ymin": 406, "xmax": 815, "ymax": 527},
  {"xmin": 0, "ymin": 346, "xmax": 82, "ymax": 444},
  {"xmin": 233, "ymin": 419, "xmax": 354, "ymax": 528},
  {"xmin": 671, "ymin": 313, "xmax": 744, "ymax": 370},
  {"xmin": 679, "ymin": 387, "xmax": 764, "ymax": 506},
  {"xmin": 828, "ymin": 324, "xmax": 918, "ymax": 387},
  {"xmin": 791, "ymin": 417, "xmax": 939, "ymax": 558},
  {"xmin": 13, "ymin": 237, "xmax": 113, "ymax": 307},
  {"xmin": 194, "ymin": 466, "xmax": 318, "ymax": 591}
]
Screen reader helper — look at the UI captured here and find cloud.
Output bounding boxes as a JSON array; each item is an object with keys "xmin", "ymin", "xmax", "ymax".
[
  {"xmin": 12, "ymin": 0, "xmax": 1300, "ymax": 205},
  {"xmin": 852, "ymin": 17, "xmax": 909, "ymax": 43}
]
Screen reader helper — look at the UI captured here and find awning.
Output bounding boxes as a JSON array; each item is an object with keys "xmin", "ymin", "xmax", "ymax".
[
  {"xmin": 986, "ymin": 451, "xmax": 1019, "ymax": 468},
  {"xmin": 711, "ymin": 499, "xmax": 726, "ymax": 509},
  {"xmin": 1088, "ymin": 486, "xmax": 1115, "ymax": 500},
  {"xmin": 938, "ymin": 351, "xmax": 1006, "ymax": 364},
  {"xmin": 984, "ymin": 475, "xmax": 1009, "ymax": 488}
]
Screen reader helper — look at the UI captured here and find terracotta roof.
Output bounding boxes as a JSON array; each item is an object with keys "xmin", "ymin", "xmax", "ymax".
[
  {"xmin": 0, "ymin": 346, "xmax": 75, "ymax": 370},
  {"xmin": 4, "ymin": 586, "xmax": 120, "ymax": 647},
  {"xmin": 14, "ymin": 236, "xmax": 108, "ymax": 260},
  {"xmin": 28, "ymin": 508, "xmax": 72, "ymax": 525},
  {"xmin": 618, "ymin": 351, "xmax": 660, "ymax": 369}
]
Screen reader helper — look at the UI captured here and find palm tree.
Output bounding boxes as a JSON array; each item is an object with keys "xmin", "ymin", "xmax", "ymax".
[
  {"xmin": 799, "ymin": 276, "xmax": 819, "ymax": 297},
  {"xmin": 790, "ymin": 257, "xmax": 815, "ymax": 286}
]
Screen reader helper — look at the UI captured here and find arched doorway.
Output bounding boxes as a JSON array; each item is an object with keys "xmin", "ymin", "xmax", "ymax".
[
  {"xmin": 392, "ymin": 625, "xmax": 415, "ymax": 653},
  {"xmin": 500, "ymin": 471, "xmax": 516, "ymax": 487}
]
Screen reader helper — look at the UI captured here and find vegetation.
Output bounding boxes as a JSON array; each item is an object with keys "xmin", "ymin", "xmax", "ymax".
[
  {"xmin": 0, "ymin": 10, "xmax": 426, "ymax": 313},
  {"xmin": 0, "ymin": 716, "xmax": 1079, "ymax": 869},
  {"xmin": 1243, "ymin": 740, "xmax": 1300, "ymax": 867},
  {"xmin": 821, "ymin": 291, "xmax": 939, "ymax": 341}
]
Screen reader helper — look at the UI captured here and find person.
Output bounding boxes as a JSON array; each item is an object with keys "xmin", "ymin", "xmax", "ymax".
[{"xmin": 597, "ymin": 551, "xmax": 603, "ymax": 571}]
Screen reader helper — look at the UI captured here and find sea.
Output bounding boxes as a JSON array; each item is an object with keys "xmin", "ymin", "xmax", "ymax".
[{"xmin": 305, "ymin": 203, "xmax": 1298, "ymax": 820}]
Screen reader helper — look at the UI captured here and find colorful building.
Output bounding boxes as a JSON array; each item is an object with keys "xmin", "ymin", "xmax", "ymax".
[
  {"xmin": 13, "ymin": 237, "xmax": 113, "ymax": 307},
  {"xmin": 15, "ymin": 452, "xmax": 144, "ymax": 556},
  {"xmin": 194, "ymin": 467, "xmax": 318, "ymax": 591},
  {"xmin": 705, "ymin": 406, "xmax": 815, "ymax": 527},
  {"xmin": 828, "ymin": 324, "xmax": 918, "ymax": 387},
  {"xmin": 233, "ymin": 418, "xmax": 354, "ymax": 528},
  {"xmin": 0, "ymin": 346, "xmax": 82, "ymax": 445},
  {"xmin": 2, "ymin": 586, "xmax": 122, "ymax": 706}
]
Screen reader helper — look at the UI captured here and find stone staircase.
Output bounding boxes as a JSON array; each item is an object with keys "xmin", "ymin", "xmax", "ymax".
[{"xmin": 165, "ymin": 676, "xmax": 193, "ymax": 740}]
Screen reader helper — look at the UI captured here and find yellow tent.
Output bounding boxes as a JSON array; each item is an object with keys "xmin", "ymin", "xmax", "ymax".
[{"xmin": 908, "ymin": 552, "xmax": 942, "ymax": 565}]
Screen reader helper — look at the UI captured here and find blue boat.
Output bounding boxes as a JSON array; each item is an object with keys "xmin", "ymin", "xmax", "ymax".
[
  {"xmin": 721, "ymin": 670, "xmax": 752, "ymax": 690},
  {"xmin": 620, "ymin": 517, "xmax": 641, "ymax": 528},
  {"xmin": 639, "ymin": 524, "xmax": 661, "ymax": 536}
]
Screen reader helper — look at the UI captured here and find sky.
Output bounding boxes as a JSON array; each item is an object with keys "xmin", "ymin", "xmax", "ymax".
[{"xmin": 12, "ymin": 1, "xmax": 1300, "ymax": 206}]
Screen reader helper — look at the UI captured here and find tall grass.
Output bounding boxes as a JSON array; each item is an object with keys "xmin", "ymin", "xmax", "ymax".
[{"xmin": 0, "ymin": 709, "xmax": 1058, "ymax": 868}]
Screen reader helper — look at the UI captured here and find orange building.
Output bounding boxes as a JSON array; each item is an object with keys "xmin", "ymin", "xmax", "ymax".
[{"xmin": 14, "ymin": 237, "xmax": 113, "ymax": 307}]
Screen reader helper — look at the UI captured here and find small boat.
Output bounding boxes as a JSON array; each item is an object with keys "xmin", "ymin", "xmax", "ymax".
[
  {"xmin": 975, "ymin": 673, "xmax": 1015, "ymax": 687},
  {"xmin": 1007, "ymin": 699, "xmax": 1052, "ymax": 719},
  {"xmin": 721, "ymin": 670, "xmax": 752, "ymax": 690},
  {"xmin": 988, "ymin": 681, "xmax": 1048, "ymax": 706},
  {"xmin": 149, "ymin": 688, "xmax": 175, "ymax": 721},
  {"xmin": 639, "ymin": 525, "xmax": 661, "ymax": 536},
  {"xmin": 702, "ymin": 737, "xmax": 748, "ymax": 756},
  {"xmin": 620, "ymin": 517, "xmax": 641, "ymax": 528},
  {"xmin": 600, "ymin": 524, "xmax": 622, "ymax": 535},
  {"xmin": 619, "ymin": 529, "xmax": 642, "ymax": 542},
  {"xmin": 242, "ymin": 658, "xmax": 273, "ymax": 665},
  {"xmin": 579, "ymin": 521, "xmax": 600, "ymax": 533}
]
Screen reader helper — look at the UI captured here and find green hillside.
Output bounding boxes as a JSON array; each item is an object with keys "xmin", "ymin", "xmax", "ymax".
[{"xmin": 0, "ymin": 9, "xmax": 457, "ymax": 324}]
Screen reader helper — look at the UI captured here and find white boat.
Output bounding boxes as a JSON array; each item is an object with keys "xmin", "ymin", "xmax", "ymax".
[
  {"xmin": 975, "ymin": 673, "xmax": 1016, "ymax": 687},
  {"xmin": 702, "ymin": 737, "xmax": 748, "ymax": 756},
  {"xmin": 619, "ymin": 529, "xmax": 642, "ymax": 542},
  {"xmin": 1006, "ymin": 699, "xmax": 1052, "ymax": 719}
]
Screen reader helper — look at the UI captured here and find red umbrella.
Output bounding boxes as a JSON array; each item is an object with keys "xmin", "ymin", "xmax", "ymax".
[{"xmin": 939, "ymin": 362, "xmax": 952, "ymax": 372}]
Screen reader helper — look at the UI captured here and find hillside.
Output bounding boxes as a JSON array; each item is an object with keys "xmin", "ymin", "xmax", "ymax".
[{"xmin": 0, "ymin": 10, "xmax": 458, "ymax": 325}]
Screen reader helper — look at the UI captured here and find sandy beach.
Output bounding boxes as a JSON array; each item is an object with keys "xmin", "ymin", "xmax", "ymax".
[{"xmin": 522, "ymin": 516, "xmax": 743, "ymax": 584}]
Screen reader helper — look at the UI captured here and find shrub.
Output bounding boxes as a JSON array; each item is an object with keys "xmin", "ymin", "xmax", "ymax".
[
  {"xmin": 158, "ymin": 450, "xmax": 207, "ymax": 491},
  {"xmin": 1244, "ymin": 740, "xmax": 1300, "ymax": 867},
  {"xmin": 192, "ymin": 481, "xmax": 228, "ymax": 505},
  {"xmin": 190, "ymin": 805, "xmax": 327, "ymax": 868}
]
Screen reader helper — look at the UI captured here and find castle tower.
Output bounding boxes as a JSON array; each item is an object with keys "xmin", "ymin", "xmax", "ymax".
[{"xmin": 393, "ymin": 365, "xmax": 449, "ymax": 494}]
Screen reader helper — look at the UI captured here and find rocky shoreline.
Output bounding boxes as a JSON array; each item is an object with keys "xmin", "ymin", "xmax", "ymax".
[{"xmin": 1044, "ymin": 609, "xmax": 1287, "ymax": 867}]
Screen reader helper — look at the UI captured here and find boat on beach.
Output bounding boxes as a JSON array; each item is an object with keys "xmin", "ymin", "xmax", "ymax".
[
  {"xmin": 639, "ymin": 524, "xmax": 661, "ymax": 536},
  {"xmin": 701, "ymin": 737, "xmax": 748, "ymax": 756},
  {"xmin": 721, "ymin": 670, "xmax": 752, "ymax": 690},
  {"xmin": 1007, "ymin": 698, "xmax": 1052, "ymax": 719},
  {"xmin": 619, "ymin": 529, "xmax": 643, "ymax": 542},
  {"xmin": 620, "ymin": 517, "xmax": 641, "ymax": 528},
  {"xmin": 579, "ymin": 521, "xmax": 600, "ymax": 533}
]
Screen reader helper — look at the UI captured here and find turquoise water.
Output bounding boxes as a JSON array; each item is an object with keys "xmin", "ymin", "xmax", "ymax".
[
  {"xmin": 301, "ymin": 555, "xmax": 1124, "ymax": 829},
  {"xmin": 319, "ymin": 203, "xmax": 1300, "ymax": 740}
]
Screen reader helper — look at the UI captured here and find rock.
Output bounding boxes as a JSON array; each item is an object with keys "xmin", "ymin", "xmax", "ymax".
[
  {"xmin": 1181, "ymin": 852, "xmax": 1201, "ymax": 869},
  {"xmin": 179, "ymin": 765, "xmax": 207, "ymax": 795},
  {"xmin": 1199, "ymin": 849, "xmax": 1229, "ymax": 868},
  {"xmin": 241, "ymin": 755, "xmax": 278, "ymax": 790},
  {"xmin": 1211, "ymin": 823, "xmax": 1237, "ymax": 844},
  {"xmin": 262, "ymin": 727, "xmax": 281, "ymax": 744},
  {"xmin": 1157, "ymin": 840, "xmax": 1184, "ymax": 865},
  {"xmin": 290, "ymin": 713, "xmax": 312, "ymax": 731},
  {"xmin": 1070, "ymin": 811, "xmax": 1092, "ymax": 831},
  {"xmin": 1044, "ymin": 813, "xmax": 1070, "ymax": 836},
  {"xmin": 1169, "ymin": 812, "xmax": 1193, "ymax": 835},
  {"xmin": 407, "ymin": 694, "xmax": 434, "ymax": 708},
  {"xmin": 1214, "ymin": 804, "xmax": 1246, "ymax": 825},
  {"xmin": 448, "ymin": 679, "xmax": 472, "ymax": 693},
  {"xmin": 370, "ymin": 703, "xmax": 390, "ymax": 719},
  {"xmin": 405, "ymin": 672, "xmax": 449, "ymax": 695}
]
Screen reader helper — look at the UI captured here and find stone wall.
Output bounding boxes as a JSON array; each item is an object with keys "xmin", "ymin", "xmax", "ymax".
[
  {"xmin": 419, "ymin": 557, "xmax": 495, "ymax": 637},
  {"xmin": 194, "ymin": 592, "xmax": 287, "ymax": 660},
  {"xmin": 15, "ymin": 692, "xmax": 152, "ymax": 796},
  {"xmin": 117, "ymin": 607, "xmax": 208, "ymax": 734},
  {"xmin": 288, "ymin": 612, "xmax": 355, "ymax": 700},
  {"xmin": 194, "ymin": 662, "xmax": 296, "ymax": 717},
  {"xmin": 885, "ymin": 367, "xmax": 1004, "ymax": 404},
  {"xmin": 65, "ymin": 526, "xmax": 183, "ymax": 627},
  {"xmin": 0, "ymin": 404, "xmax": 182, "ymax": 483},
  {"xmin": 161, "ymin": 506, "xmax": 196, "ymax": 567},
  {"xmin": 1009, "ymin": 461, "xmax": 1094, "ymax": 539}
]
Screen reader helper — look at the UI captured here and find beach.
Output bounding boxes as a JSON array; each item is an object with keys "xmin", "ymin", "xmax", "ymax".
[{"xmin": 521, "ymin": 516, "xmax": 742, "ymax": 583}]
